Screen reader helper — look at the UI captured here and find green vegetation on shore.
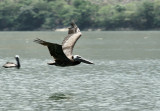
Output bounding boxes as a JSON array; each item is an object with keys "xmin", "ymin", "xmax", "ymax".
[{"xmin": 0, "ymin": 0, "xmax": 160, "ymax": 31}]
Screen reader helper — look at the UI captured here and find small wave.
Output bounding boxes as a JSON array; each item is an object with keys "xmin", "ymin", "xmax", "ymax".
[{"xmin": 49, "ymin": 93, "xmax": 72, "ymax": 100}]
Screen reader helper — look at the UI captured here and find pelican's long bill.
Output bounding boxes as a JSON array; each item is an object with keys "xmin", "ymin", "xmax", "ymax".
[
  {"xmin": 79, "ymin": 58, "xmax": 94, "ymax": 64},
  {"xmin": 74, "ymin": 55, "xmax": 94, "ymax": 64}
]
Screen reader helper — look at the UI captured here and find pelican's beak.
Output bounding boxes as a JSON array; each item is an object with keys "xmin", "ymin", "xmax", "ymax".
[{"xmin": 79, "ymin": 57, "xmax": 94, "ymax": 64}]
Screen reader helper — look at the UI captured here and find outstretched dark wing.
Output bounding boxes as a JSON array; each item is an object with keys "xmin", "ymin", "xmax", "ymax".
[
  {"xmin": 34, "ymin": 38, "xmax": 70, "ymax": 61},
  {"xmin": 62, "ymin": 23, "xmax": 82, "ymax": 60}
]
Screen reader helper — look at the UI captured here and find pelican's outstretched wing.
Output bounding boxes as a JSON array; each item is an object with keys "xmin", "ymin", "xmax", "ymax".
[
  {"xmin": 34, "ymin": 38, "xmax": 69, "ymax": 61},
  {"xmin": 62, "ymin": 23, "xmax": 82, "ymax": 60}
]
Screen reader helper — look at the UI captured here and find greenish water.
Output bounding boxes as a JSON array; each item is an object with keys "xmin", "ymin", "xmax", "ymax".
[{"xmin": 0, "ymin": 31, "xmax": 160, "ymax": 111}]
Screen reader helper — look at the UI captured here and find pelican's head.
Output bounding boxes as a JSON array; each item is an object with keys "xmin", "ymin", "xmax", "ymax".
[
  {"xmin": 73, "ymin": 55, "xmax": 94, "ymax": 64},
  {"xmin": 15, "ymin": 55, "xmax": 19, "ymax": 59}
]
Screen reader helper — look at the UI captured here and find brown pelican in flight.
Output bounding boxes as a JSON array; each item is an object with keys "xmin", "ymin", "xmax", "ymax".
[
  {"xmin": 34, "ymin": 22, "xmax": 93, "ymax": 67},
  {"xmin": 3, "ymin": 55, "xmax": 21, "ymax": 69}
]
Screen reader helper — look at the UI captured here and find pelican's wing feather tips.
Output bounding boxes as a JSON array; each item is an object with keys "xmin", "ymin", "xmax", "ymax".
[
  {"xmin": 34, "ymin": 38, "xmax": 69, "ymax": 61},
  {"xmin": 34, "ymin": 38, "xmax": 51, "ymax": 46}
]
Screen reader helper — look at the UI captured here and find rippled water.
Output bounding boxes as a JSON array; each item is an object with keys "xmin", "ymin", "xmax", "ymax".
[{"xmin": 0, "ymin": 31, "xmax": 160, "ymax": 111}]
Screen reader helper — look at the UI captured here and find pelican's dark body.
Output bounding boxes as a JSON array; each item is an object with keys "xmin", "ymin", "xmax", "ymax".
[
  {"xmin": 49, "ymin": 60, "xmax": 80, "ymax": 67},
  {"xmin": 34, "ymin": 22, "xmax": 93, "ymax": 67}
]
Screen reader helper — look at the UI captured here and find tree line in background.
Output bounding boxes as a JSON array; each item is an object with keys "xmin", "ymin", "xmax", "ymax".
[{"xmin": 0, "ymin": 0, "xmax": 160, "ymax": 31}]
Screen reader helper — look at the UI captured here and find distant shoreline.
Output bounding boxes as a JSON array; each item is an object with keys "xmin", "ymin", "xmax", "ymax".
[
  {"xmin": 0, "ymin": 28, "xmax": 160, "ymax": 32},
  {"xmin": 54, "ymin": 28, "xmax": 160, "ymax": 32}
]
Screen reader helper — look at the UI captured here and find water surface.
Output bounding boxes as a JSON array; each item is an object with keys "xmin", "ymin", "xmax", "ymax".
[{"xmin": 0, "ymin": 31, "xmax": 160, "ymax": 111}]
